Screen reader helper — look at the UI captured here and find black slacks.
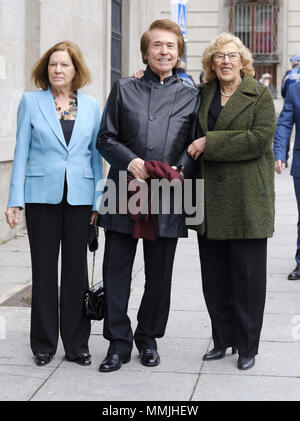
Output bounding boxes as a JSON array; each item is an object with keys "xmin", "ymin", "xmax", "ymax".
[
  {"xmin": 102, "ymin": 230, "xmax": 178, "ymax": 358},
  {"xmin": 25, "ymin": 191, "xmax": 92, "ymax": 360},
  {"xmin": 197, "ymin": 236, "xmax": 267, "ymax": 358}
]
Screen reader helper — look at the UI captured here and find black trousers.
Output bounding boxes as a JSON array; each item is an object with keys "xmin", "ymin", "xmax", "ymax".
[
  {"xmin": 197, "ymin": 236, "xmax": 267, "ymax": 358},
  {"xmin": 102, "ymin": 230, "xmax": 178, "ymax": 358},
  {"xmin": 25, "ymin": 191, "xmax": 92, "ymax": 360}
]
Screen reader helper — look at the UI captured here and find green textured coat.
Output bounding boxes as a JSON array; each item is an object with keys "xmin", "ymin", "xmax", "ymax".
[{"xmin": 192, "ymin": 74, "xmax": 276, "ymax": 240}]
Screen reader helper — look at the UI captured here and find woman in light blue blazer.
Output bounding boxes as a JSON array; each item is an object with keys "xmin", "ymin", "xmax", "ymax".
[{"xmin": 5, "ymin": 41, "xmax": 103, "ymax": 367}]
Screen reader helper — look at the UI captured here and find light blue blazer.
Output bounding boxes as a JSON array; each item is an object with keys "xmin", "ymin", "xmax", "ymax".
[{"xmin": 7, "ymin": 88, "xmax": 103, "ymax": 211}]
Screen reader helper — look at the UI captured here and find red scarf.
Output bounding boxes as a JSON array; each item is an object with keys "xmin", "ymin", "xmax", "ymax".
[{"xmin": 127, "ymin": 160, "xmax": 183, "ymax": 241}]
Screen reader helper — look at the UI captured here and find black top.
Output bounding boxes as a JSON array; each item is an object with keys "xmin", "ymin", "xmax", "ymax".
[
  {"xmin": 207, "ymin": 85, "xmax": 223, "ymax": 131},
  {"xmin": 60, "ymin": 119, "xmax": 75, "ymax": 146}
]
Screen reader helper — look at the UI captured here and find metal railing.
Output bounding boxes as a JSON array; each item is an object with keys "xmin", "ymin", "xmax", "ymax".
[{"xmin": 229, "ymin": 0, "xmax": 279, "ymax": 63}]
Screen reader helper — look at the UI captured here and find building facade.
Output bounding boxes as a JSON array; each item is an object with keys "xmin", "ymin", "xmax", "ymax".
[
  {"xmin": 0, "ymin": 0, "xmax": 298, "ymax": 240},
  {"xmin": 0, "ymin": 0, "xmax": 161, "ymax": 240},
  {"xmin": 172, "ymin": 0, "xmax": 298, "ymax": 97}
]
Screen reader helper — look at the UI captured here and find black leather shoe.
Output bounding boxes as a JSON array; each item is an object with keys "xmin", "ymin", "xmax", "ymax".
[
  {"xmin": 140, "ymin": 349, "xmax": 160, "ymax": 367},
  {"xmin": 203, "ymin": 346, "xmax": 237, "ymax": 361},
  {"xmin": 34, "ymin": 353, "xmax": 52, "ymax": 366},
  {"xmin": 288, "ymin": 264, "xmax": 300, "ymax": 280},
  {"xmin": 99, "ymin": 354, "xmax": 130, "ymax": 372},
  {"xmin": 238, "ymin": 356, "xmax": 255, "ymax": 370},
  {"xmin": 70, "ymin": 353, "xmax": 91, "ymax": 366}
]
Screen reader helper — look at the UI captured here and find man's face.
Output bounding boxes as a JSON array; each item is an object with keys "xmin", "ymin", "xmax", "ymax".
[{"xmin": 144, "ymin": 28, "xmax": 179, "ymax": 80}]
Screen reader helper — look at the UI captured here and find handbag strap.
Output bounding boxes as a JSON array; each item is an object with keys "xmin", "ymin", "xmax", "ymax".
[{"xmin": 90, "ymin": 215, "xmax": 99, "ymax": 289}]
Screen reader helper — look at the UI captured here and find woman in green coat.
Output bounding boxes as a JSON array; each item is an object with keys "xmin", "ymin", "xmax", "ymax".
[{"xmin": 187, "ymin": 33, "xmax": 276, "ymax": 370}]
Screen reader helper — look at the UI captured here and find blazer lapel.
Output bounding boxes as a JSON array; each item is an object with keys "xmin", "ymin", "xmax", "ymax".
[
  {"xmin": 198, "ymin": 80, "xmax": 218, "ymax": 135},
  {"xmin": 68, "ymin": 91, "xmax": 89, "ymax": 150},
  {"xmin": 38, "ymin": 88, "xmax": 67, "ymax": 149},
  {"xmin": 214, "ymin": 75, "xmax": 258, "ymax": 131}
]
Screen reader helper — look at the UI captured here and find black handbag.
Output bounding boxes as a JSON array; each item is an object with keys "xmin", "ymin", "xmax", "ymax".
[{"xmin": 84, "ymin": 217, "xmax": 104, "ymax": 321}]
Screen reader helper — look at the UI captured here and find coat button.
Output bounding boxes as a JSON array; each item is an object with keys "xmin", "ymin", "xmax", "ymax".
[
  {"xmin": 149, "ymin": 115, "xmax": 156, "ymax": 121},
  {"xmin": 218, "ymin": 175, "xmax": 224, "ymax": 182},
  {"xmin": 63, "ymin": 155, "xmax": 68, "ymax": 161}
]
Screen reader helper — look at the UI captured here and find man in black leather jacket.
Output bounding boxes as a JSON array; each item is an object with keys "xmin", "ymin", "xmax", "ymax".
[{"xmin": 96, "ymin": 19, "xmax": 201, "ymax": 372}]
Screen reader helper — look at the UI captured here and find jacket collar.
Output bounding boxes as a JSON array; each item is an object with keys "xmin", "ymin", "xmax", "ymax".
[
  {"xmin": 143, "ymin": 66, "xmax": 178, "ymax": 86},
  {"xmin": 198, "ymin": 74, "xmax": 260, "ymax": 133},
  {"xmin": 38, "ymin": 87, "xmax": 88, "ymax": 150}
]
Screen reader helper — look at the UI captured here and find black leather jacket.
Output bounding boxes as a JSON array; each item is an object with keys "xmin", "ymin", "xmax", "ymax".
[{"xmin": 96, "ymin": 67, "xmax": 201, "ymax": 238}]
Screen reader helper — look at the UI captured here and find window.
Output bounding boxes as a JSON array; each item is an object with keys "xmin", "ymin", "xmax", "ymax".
[
  {"xmin": 111, "ymin": 0, "xmax": 122, "ymax": 87},
  {"xmin": 229, "ymin": 0, "xmax": 280, "ymax": 95}
]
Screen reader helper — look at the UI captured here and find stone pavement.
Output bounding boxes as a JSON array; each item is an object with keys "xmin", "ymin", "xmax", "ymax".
[{"xmin": 0, "ymin": 166, "xmax": 300, "ymax": 402}]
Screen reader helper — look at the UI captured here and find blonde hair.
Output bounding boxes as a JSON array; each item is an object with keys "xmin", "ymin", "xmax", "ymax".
[
  {"xmin": 31, "ymin": 40, "xmax": 91, "ymax": 90},
  {"xmin": 140, "ymin": 19, "xmax": 185, "ymax": 67},
  {"xmin": 202, "ymin": 33, "xmax": 255, "ymax": 83}
]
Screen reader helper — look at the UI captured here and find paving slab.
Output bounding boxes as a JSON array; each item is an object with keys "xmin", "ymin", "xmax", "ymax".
[
  {"xmin": 192, "ymin": 374, "xmax": 300, "ymax": 401},
  {"xmin": 0, "ymin": 250, "xmax": 31, "ymax": 268},
  {"xmin": 264, "ymin": 291, "xmax": 300, "ymax": 315},
  {"xmin": 163, "ymin": 310, "xmax": 211, "ymax": 339},
  {"xmin": 267, "ymin": 257, "xmax": 296, "ymax": 274},
  {"xmin": 266, "ymin": 274, "xmax": 300, "ymax": 292},
  {"xmin": 31, "ymin": 369, "xmax": 199, "ymax": 401},
  {"xmin": 129, "ymin": 285, "xmax": 206, "ymax": 312},
  {"xmin": 0, "ymin": 307, "xmax": 64, "ymax": 367},
  {"xmin": 269, "ymin": 234, "xmax": 297, "ymax": 245},
  {"xmin": 0, "ymin": 232, "xmax": 29, "ymax": 252},
  {"xmin": 274, "ymin": 215, "xmax": 298, "ymax": 227},
  {"xmin": 0, "ymin": 365, "xmax": 54, "ymax": 401},
  {"xmin": 267, "ymin": 244, "xmax": 296, "ymax": 257},
  {"xmin": 261, "ymin": 312, "xmax": 300, "ymax": 342},
  {"xmin": 273, "ymin": 223, "xmax": 297, "ymax": 234}
]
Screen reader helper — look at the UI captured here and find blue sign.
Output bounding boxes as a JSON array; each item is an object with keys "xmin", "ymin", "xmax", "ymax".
[{"xmin": 178, "ymin": 3, "xmax": 187, "ymax": 37}]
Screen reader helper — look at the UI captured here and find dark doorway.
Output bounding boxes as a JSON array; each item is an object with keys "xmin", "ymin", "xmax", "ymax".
[{"xmin": 111, "ymin": 0, "xmax": 122, "ymax": 87}]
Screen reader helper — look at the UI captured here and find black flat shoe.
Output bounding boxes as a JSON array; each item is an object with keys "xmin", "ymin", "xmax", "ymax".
[
  {"xmin": 288, "ymin": 264, "xmax": 300, "ymax": 280},
  {"xmin": 70, "ymin": 353, "xmax": 91, "ymax": 366},
  {"xmin": 203, "ymin": 346, "xmax": 237, "ymax": 361},
  {"xmin": 140, "ymin": 349, "xmax": 160, "ymax": 367},
  {"xmin": 34, "ymin": 352, "xmax": 52, "ymax": 366},
  {"xmin": 99, "ymin": 354, "xmax": 130, "ymax": 372},
  {"xmin": 238, "ymin": 356, "xmax": 255, "ymax": 370}
]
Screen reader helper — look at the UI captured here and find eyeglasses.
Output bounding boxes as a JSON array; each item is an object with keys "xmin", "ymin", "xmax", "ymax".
[{"xmin": 214, "ymin": 52, "xmax": 241, "ymax": 62}]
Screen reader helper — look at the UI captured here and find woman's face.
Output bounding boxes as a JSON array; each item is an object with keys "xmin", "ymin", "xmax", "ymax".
[
  {"xmin": 212, "ymin": 42, "xmax": 243, "ymax": 85},
  {"xmin": 144, "ymin": 28, "xmax": 179, "ymax": 80},
  {"xmin": 48, "ymin": 50, "xmax": 76, "ymax": 91}
]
